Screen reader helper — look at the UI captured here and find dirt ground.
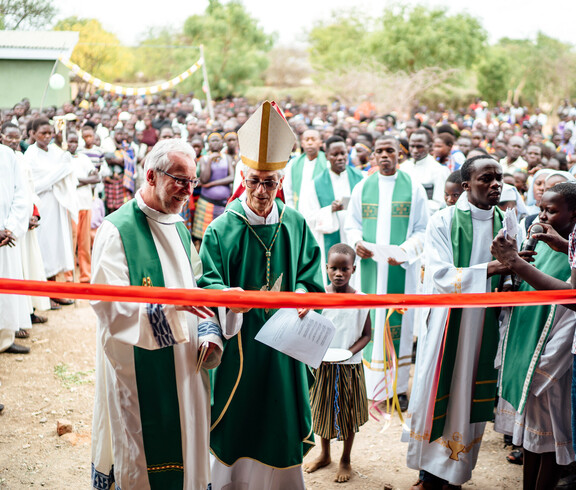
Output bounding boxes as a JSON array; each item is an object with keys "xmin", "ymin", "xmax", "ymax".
[{"xmin": 0, "ymin": 301, "xmax": 523, "ymax": 489}]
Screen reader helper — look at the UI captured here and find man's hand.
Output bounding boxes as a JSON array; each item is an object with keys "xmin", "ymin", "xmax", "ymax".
[
  {"xmin": 387, "ymin": 257, "xmax": 405, "ymax": 266},
  {"xmin": 29, "ymin": 216, "xmax": 39, "ymax": 230},
  {"xmin": 356, "ymin": 241, "xmax": 374, "ymax": 259},
  {"xmin": 530, "ymin": 223, "xmax": 569, "ymax": 254},
  {"xmin": 491, "ymin": 230, "xmax": 520, "ymax": 268},
  {"xmin": 487, "ymin": 259, "xmax": 510, "ymax": 277},
  {"xmin": 175, "ymin": 304, "xmax": 215, "ymax": 319},
  {"xmin": 331, "ymin": 200, "xmax": 344, "ymax": 213},
  {"xmin": 202, "ymin": 342, "xmax": 218, "ymax": 358},
  {"xmin": 0, "ymin": 229, "xmax": 15, "ymax": 248},
  {"xmin": 297, "ymin": 308, "xmax": 310, "ymax": 319},
  {"xmin": 225, "ymin": 287, "xmax": 252, "ymax": 314}
]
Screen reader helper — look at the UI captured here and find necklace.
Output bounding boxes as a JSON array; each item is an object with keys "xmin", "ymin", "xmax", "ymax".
[{"xmin": 229, "ymin": 205, "xmax": 286, "ymax": 291}]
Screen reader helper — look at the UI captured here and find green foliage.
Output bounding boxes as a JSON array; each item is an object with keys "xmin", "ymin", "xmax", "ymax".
[
  {"xmin": 53, "ymin": 17, "xmax": 134, "ymax": 82},
  {"xmin": 0, "ymin": 0, "xmax": 56, "ymax": 30},
  {"xmin": 476, "ymin": 47, "xmax": 511, "ymax": 104},
  {"xmin": 308, "ymin": 12, "xmax": 369, "ymax": 72},
  {"xmin": 308, "ymin": 5, "xmax": 486, "ymax": 74},
  {"xmin": 181, "ymin": 0, "xmax": 274, "ymax": 98},
  {"xmin": 54, "ymin": 363, "xmax": 94, "ymax": 389},
  {"xmin": 368, "ymin": 6, "xmax": 486, "ymax": 72},
  {"xmin": 479, "ymin": 33, "xmax": 576, "ymax": 106}
]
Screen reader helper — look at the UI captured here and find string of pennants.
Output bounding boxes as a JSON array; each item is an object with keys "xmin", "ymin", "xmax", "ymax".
[{"xmin": 57, "ymin": 56, "xmax": 204, "ymax": 96}]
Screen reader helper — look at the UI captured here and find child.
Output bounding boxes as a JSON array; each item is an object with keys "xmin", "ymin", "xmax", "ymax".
[
  {"xmin": 303, "ymin": 243, "xmax": 371, "ymax": 483},
  {"xmin": 492, "ymin": 182, "xmax": 576, "ymax": 489},
  {"xmin": 443, "ymin": 170, "xmax": 463, "ymax": 207}
]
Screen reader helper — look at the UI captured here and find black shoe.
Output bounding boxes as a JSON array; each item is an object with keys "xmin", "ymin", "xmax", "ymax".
[
  {"xmin": 4, "ymin": 343, "xmax": 30, "ymax": 354},
  {"xmin": 51, "ymin": 298, "xmax": 74, "ymax": 306},
  {"xmin": 30, "ymin": 313, "xmax": 48, "ymax": 324},
  {"xmin": 0, "ymin": 403, "xmax": 4, "ymax": 412},
  {"xmin": 398, "ymin": 393, "xmax": 409, "ymax": 412},
  {"xmin": 15, "ymin": 329, "xmax": 29, "ymax": 339}
]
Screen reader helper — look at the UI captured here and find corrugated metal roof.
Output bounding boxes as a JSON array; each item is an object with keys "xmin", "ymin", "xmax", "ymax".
[{"xmin": 0, "ymin": 30, "xmax": 79, "ymax": 51}]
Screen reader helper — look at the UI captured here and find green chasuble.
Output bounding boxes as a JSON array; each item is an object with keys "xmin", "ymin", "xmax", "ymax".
[
  {"xmin": 314, "ymin": 166, "xmax": 363, "ymax": 260},
  {"xmin": 360, "ymin": 170, "xmax": 412, "ymax": 361},
  {"xmin": 290, "ymin": 151, "xmax": 327, "ymax": 210},
  {"xmin": 499, "ymin": 241, "xmax": 572, "ymax": 413},
  {"xmin": 429, "ymin": 205, "xmax": 504, "ymax": 442},
  {"xmin": 106, "ymin": 199, "xmax": 192, "ymax": 489},
  {"xmin": 198, "ymin": 198, "xmax": 324, "ymax": 468}
]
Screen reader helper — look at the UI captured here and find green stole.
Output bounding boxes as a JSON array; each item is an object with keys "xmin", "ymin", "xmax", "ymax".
[
  {"xmin": 106, "ymin": 199, "xmax": 192, "ymax": 489},
  {"xmin": 199, "ymin": 198, "xmax": 324, "ymax": 468},
  {"xmin": 429, "ymin": 204, "xmax": 504, "ymax": 442},
  {"xmin": 291, "ymin": 151, "xmax": 327, "ymax": 210},
  {"xmin": 314, "ymin": 166, "xmax": 363, "ymax": 260},
  {"xmin": 360, "ymin": 170, "xmax": 412, "ymax": 362},
  {"xmin": 499, "ymin": 242, "xmax": 571, "ymax": 413}
]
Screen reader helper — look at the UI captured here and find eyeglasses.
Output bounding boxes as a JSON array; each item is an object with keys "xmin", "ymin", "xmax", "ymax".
[
  {"xmin": 244, "ymin": 179, "xmax": 280, "ymax": 190},
  {"xmin": 157, "ymin": 169, "xmax": 200, "ymax": 188}
]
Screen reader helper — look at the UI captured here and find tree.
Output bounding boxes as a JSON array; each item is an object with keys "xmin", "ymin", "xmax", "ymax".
[
  {"xmin": 367, "ymin": 6, "xmax": 486, "ymax": 72},
  {"xmin": 0, "ymin": 0, "xmax": 56, "ymax": 29},
  {"xmin": 264, "ymin": 45, "xmax": 312, "ymax": 87},
  {"xmin": 308, "ymin": 12, "xmax": 370, "ymax": 72},
  {"xmin": 53, "ymin": 17, "xmax": 134, "ymax": 84},
  {"xmin": 182, "ymin": 0, "xmax": 274, "ymax": 98},
  {"xmin": 476, "ymin": 47, "xmax": 512, "ymax": 104},
  {"xmin": 477, "ymin": 34, "xmax": 576, "ymax": 108}
]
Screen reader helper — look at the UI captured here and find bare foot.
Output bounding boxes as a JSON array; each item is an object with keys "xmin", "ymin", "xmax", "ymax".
[
  {"xmin": 335, "ymin": 461, "xmax": 352, "ymax": 482},
  {"xmin": 303, "ymin": 455, "xmax": 331, "ymax": 473}
]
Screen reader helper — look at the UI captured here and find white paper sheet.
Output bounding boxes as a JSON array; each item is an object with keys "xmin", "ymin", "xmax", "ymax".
[
  {"xmin": 502, "ymin": 208, "xmax": 519, "ymax": 239},
  {"xmin": 363, "ymin": 242, "xmax": 409, "ymax": 263},
  {"xmin": 255, "ymin": 309, "xmax": 336, "ymax": 369}
]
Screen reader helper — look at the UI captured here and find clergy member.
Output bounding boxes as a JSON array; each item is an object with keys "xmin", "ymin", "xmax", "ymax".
[
  {"xmin": 199, "ymin": 101, "xmax": 325, "ymax": 489},
  {"xmin": 0, "ymin": 143, "xmax": 32, "ymax": 355},
  {"xmin": 306, "ymin": 135, "xmax": 364, "ymax": 284},
  {"xmin": 23, "ymin": 118, "xmax": 78, "ymax": 296},
  {"xmin": 345, "ymin": 136, "xmax": 428, "ymax": 409},
  {"xmin": 284, "ymin": 128, "xmax": 327, "ymax": 214},
  {"xmin": 404, "ymin": 155, "xmax": 509, "ymax": 489},
  {"xmin": 90, "ymin": 138, "xmax": 223, "ymax": 489},
  {"xmin": 400, "ymin": 129, "xmax": 450, "ymax": 214}
]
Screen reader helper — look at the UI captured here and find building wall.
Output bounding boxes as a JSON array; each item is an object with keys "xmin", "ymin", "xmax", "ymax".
[{"xmin": 0, "ymin": 59, "xmax": 71, "ymax": 109}]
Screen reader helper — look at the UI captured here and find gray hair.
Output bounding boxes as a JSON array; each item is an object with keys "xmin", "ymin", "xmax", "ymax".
[
  {"xmin": 144, "ymin": 139, "xmax": 197, "ymax": 172},
  {"xmin": 241, "ymin": 163, "xmax": 285, "ymax": 179}
]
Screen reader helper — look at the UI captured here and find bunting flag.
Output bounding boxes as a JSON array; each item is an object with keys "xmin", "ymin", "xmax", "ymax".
[{"xmin": 58, "ymin": 56, "xmax": 204, "ymax": 96}]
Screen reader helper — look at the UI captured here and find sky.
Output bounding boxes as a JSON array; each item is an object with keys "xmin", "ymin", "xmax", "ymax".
[{"xmin": 52, "ymin": 0, "xmax": 574, "ymax": 47}]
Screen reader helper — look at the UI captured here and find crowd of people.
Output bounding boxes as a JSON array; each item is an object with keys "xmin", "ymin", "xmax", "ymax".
[{"xmin": 2, "ymin": 92, "xmax": 576, "ymax": 489}]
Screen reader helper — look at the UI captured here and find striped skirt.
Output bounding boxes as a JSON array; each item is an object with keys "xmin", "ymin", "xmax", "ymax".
[
  {"xmin": 310, "ymin": 363, "xmax": 369, "ymax": 441},
  {"xmin": 192, "ymin": 196, "xmax": 226, "ymax": 240}
]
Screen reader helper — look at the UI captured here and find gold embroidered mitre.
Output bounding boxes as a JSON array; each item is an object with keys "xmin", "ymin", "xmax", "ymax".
[{"xmin": 238, "ymin": 101, "xmax": 296, "ymax": 171}]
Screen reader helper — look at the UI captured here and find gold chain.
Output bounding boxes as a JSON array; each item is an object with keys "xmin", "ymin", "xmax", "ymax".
[{"xmin": 229, "ymin": 206, "xmax": 286, "ymax": 290}]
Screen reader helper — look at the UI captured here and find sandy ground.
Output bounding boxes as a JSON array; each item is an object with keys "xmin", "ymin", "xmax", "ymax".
[{"xmin": 0, "ymin": 301, "xmax": 524, "ymax": 489}]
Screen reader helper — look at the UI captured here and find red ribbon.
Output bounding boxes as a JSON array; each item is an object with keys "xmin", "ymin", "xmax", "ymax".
[{"xmin": 1, "ymin": 278, "xmax": 575, "ymax": 309}]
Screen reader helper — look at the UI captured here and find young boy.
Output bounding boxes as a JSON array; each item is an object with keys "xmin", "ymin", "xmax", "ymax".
[
  {"xmin": 443, "ymin": 170, "xmax": 463, "ymax": 207},
  {"xmin": 304, "ymin": 243, "xmax": 371, "ymax": 483},
  {"xmin": 492, "ymin": 183, "xmax": 576, "ymax": 489}
]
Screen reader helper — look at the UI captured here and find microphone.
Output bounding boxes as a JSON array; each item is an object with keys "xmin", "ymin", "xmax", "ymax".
[{"xmin": 512, "ymin": 224, "xmax": 543, "ymax": 290}]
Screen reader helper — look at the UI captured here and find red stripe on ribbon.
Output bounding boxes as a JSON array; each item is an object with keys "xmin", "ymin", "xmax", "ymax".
[{"xmin": 1, "ymin": 279, "xmax": 575, "ymax": 309}]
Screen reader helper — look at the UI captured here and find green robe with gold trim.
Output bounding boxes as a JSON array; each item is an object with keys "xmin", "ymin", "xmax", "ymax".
[{"xmin": 199, "ymin": 198, "xmax": 324, "ymax": 469}]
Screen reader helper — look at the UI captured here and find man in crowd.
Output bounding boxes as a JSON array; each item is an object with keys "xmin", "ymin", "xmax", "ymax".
[
  {"xmin": 401, "ymin": 129, "xmax": 450, "ymax": 213},
  {"xmin": 306, "ymin": 135, "xmax": 363, "ymax": 284},
  {"xmin": 90, "ymin": 138, "xmax": 223, "ymax": 489},
  {"xmin": 23, "ymin": 118, "xmax": 77, "ymax": 307},
  {"xmin": 405, "ymin": 155, "xmax": 509, "ymax": 489},
  {"xmin": 284, "ymin": 129, "xmax": 327, "ymax": 214},
  {"xmin": 199, "ymin": 101, "xmax": 324, "ymax": 489},
  {"xmin": 345, "ymin": 136, "xmax": 428, "ymax": 408},
  {"xmin": 500, "ymin": 135, "xmax": 528, "ymax": 173},
  {"xmin": 0, "ymin": 142, "xmax": 32, "ymax": 355}
]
